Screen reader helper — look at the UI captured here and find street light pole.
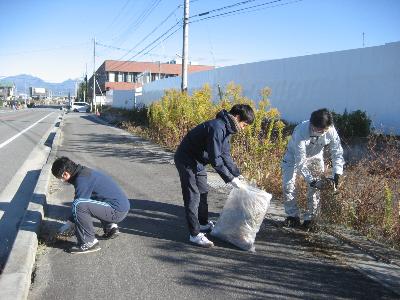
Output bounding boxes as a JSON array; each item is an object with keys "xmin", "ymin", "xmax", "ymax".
[
  {"xmin": 181, "ymin": 0, "xmax": 189, "ymax": 92},
  {"xmin": 93, "ymin": 37, "xmax": 97, "ymax": 113}
]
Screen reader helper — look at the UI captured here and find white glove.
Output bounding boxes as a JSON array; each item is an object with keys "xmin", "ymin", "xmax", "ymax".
[
  {"xmin": 238, "ymin": 175, "xmax": 245, "ymax": 181},
  {"xmin": 231, "ymin": 177, "xmax": 246, "ymax": 189}
]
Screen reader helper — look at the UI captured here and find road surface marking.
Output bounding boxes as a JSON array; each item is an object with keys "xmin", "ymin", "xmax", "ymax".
[{"xmin": 0, "ymin": 112, "xmax": 54, "ymax": 149}]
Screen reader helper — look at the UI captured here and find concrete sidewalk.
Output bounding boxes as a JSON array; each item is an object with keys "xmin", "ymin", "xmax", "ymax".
[{"xmin": 28, "ymin": 113, "xmax": 398, "ymax": 299}]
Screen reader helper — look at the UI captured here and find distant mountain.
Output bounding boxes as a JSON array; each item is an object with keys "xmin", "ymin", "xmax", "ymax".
[{"xmin": 0, "ymin": 74, "xmax": 78, "ymax": 96}]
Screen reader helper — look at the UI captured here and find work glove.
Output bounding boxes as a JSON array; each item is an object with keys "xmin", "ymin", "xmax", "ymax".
[
  {"xmin": 231, "ymin": 177, "xmax": 246, "ymax": 189},
  {"xmin": 333, "ymin": 173, "xmax": 340, "ymax": 188}
]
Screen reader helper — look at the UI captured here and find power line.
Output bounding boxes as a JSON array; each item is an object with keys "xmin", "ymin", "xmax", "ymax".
[
  {"xmin": 95, "ymin": 0, "xmax": 164, "ymax": 68},
  {"xmin": 111, "ymin": 0, "xmax": 162, "ymax": 46},
  {"xmin": 190, "ymin": 0, "xmax": 262, "ymax": 18},
  {"xmin": 95, "ymin": 0, "xmax": 302, "ymax": 76},
  {"xmin": 108, "ymin": 21, "xmax": 182, "ymax": 72},
  {"xmin": 111, "ymin": 5, "xmax": 181, "ymax": 64},
  {"xmin": 96, "ymin": 0, "xmax": 132, "ymax": 37},
  {"xmin": 106, "ymin": 2, "xmax": 185, "ymax": 72},
  {"xmin": 98, "ymin": 2, "xmax": 185, "ymax": 69},
  {"xmin": 96, "ymin": 5, "xmax": 182, "ymax": 71},
  {"xmin": 236, "ymin": 0, "xmax": 303, "ymax": 16},
  {"xmin": 140, "ymin": 25, "xmax": 182, "ymax": 59},
  {"xmin": 189, "ymin": 0, "xmax": 301, "ymax": 24},
  {"xmin": 96, "ymin": 41, "xmax": 173, "ymax": 59},
  {"xmin": 95, "ymin": 42, "xmax": 132, "ymax": 52}
]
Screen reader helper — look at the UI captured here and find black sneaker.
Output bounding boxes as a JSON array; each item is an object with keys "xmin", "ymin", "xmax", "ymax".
[
  {"xmin": 284, "ymin": 216, "xmax": 301, "ymax": 228},
  {"xmin": 101, "ymin": 227, "xmax": 119, "ymax": 239},
  {"xmin": 69, "ymin": 239, "xmax": 101, "ymax": 254}
]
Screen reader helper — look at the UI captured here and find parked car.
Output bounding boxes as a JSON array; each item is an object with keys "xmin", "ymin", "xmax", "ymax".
[{"xmin": 71, "ymin": 102, "xmax": 90, "ymax": 112}]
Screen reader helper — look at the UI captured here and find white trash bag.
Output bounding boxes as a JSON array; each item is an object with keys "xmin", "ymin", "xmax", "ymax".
[{"xmin": 211, "ymin": 183, "xmax": 272, "ymax": 252}]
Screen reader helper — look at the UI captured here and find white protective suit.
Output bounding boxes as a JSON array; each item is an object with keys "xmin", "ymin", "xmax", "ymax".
[{"xmin": 282, "ymin": 120, "xmax": 344, "ymax": 220}]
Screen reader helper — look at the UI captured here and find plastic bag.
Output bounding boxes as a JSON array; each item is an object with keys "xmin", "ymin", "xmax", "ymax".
[{"xmin": 211, "ymin": 183, "xmax": 272, "ymax": 252}]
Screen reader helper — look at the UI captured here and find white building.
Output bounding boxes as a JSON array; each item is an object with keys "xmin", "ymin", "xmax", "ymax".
[{"xmin": 138, "ymin": 42, "xmax": 400, "ymax": 134}]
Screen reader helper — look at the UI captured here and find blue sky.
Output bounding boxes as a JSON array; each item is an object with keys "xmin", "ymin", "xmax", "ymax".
[{"xmin": 0, "ymin": 0, "xmax": 399, "ymax": 82}]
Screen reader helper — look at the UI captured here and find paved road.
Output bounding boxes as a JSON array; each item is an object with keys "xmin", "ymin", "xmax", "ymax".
[
  {"xmin": 29, "ymin": 113, "xmax": 398, "ymax": 299},
  {"xmin": 0, "ymin": 108, "xmax": 60, "ymax": 268}
]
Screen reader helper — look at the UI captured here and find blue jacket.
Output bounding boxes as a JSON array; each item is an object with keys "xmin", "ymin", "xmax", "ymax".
[
  {"xmin": 69, "ymin": 166, "xmax": 130, "ymax": 212},
  {"xmin": 174, "ymin": 110, "xmax": 240, "ymax": 183}
]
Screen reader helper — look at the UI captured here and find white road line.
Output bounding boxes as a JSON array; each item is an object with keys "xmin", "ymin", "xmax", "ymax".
[{"xmin": 0, "ymin": 112, "xmax": 54, "ymax": 149}]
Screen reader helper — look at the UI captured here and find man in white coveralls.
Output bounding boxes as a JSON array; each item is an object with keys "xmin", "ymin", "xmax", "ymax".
[{"xmin": 281, "ymin": 108, "xmax": 345, "ymax": 229}]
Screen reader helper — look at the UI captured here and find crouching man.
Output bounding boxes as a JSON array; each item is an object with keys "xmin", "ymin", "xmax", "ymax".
[
  {"xmin": 52, "ymin": 157, "xmax": 130, "ymax": 254},
  {"xmin": 282, "ymin": 108, "xmax": 344, "ymax": 229},
  {"xmin": 174, "ymin": 104, "xmax": 255, "ymax": 248}
]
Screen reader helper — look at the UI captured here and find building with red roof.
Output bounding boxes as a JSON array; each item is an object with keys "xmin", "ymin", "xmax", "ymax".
[{"xmin": 88, "ymin": 60, "xmax": 214, "ymax": 96}]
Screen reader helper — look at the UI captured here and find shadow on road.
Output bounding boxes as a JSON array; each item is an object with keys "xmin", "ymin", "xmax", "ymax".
[
  {"xmin": 119, "ymin": 198, "xmax": 396, "ymax": 299},
  {"xmin": 0, "ymin": 170, "xmax": 41, "ymax": 271},
  {"xmin": 64, "ymin": 131, "xmax": 174, "ymax": 165},
  {"xmin": 39, "ymin": 195, "xmax": 398, "ymax": 299}
]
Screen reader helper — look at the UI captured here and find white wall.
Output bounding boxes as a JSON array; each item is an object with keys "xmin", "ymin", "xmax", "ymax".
[
  {"xmin": 110, "ymin": 88, "xmax": 142, "ymax": 110},
  {"xmin": 110, "ymin": 90, "xmax": 135, "ymax": 109},
  {"xmin": 138, "ymin": 42, "xmax": 400, "ymax": 134},
  {"xmin": 94, "ymin": 95, "xmax": 107, "ymax": 106}
]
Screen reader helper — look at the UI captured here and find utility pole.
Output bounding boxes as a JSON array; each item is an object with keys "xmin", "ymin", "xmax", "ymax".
[
  {"xmin": 84, "ymin": 63, "xmax": 87, "ymax": 103},
  {"xmin": 362, "ymin": 32, "xmax": 365, "ymax": 48},
  {"xmin": 93, "ymin": 38, "xmax": 97, "ymax": 113},
  {"xmin": 83, "ymin": 78, "xmax": 86, "ymax": 102},
  {"xmin": 217, "ymin": 84, "xmax": 223, "ymax": 101},
  {"xmin": 181, "ymin": 0, "xmax": 189, "ymax": 92}
]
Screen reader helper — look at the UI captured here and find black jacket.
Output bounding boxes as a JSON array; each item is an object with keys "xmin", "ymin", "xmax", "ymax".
[
  {"xmin": 174, "ymin": 110, "xmax": 240, "ymax": 183},
  {"xmin": 68, "ymin": 166, "xmax": 130, "ymax": 212}
]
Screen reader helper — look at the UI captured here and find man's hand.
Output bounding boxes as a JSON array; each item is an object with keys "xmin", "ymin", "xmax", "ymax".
[
  {"xmin": 334, "ymin": 173, "xmax": 340, "ymax": 188},
  {"xmin": 231, "ymin": 177, "xmax": 246, "ymax": 189},
  {"xmin": 238, "ymin": 175, "xmax": 245, "ymax": 181}
]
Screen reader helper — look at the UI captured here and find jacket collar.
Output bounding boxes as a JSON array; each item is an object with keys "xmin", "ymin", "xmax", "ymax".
[
  {"xmin": 216, "ymin": 110, "xmax": 238, "ymax": 134},
  {"xmin": 67, "ymin": 164, "xmax": 83, "ymax": 183}
]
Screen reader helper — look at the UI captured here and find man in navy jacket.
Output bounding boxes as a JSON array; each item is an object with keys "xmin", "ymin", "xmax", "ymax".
[
  {"xmin": 52, "ymin": 157, "xmax": 130, "ymax": 254},
  {"xmin": 174, "ymin": 104, "xmax": 255, "ymax": 247}
]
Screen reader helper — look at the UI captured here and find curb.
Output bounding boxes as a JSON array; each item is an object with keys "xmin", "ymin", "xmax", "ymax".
[{"xmin": 0, "ymin": 113, "xmax": 63, "ymax": 300}]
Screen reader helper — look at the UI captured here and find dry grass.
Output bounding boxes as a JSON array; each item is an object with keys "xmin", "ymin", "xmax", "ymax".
[
  {"xmin": 106, "ymin": 85, "xmax": 400, "ymax": 249},
  {"xmin": 320, "ymin": 135, "xmax": 400, "ymax": 248}
]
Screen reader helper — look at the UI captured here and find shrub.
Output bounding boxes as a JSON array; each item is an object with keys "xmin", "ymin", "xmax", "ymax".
[
  {"xmin": 148, "ymin": 83, "xmax": 287, "ymax": 195},
  {"xmin": 108, "ymin": 85, "xmax": 400, "ymax": 249},
  {"xmin": 319, "ymin": 134, "xmax": 400, "ymax": 248},
  {"xmin": 101, "ymin": 106, "xmax": 148, "ymax": 127},
  {"xmin": 148, "ymin": 85, "xmax": 217, "ymax": 148},
  {"xmin": 333, "ymin": 109, "xmax": 372, "ymax": 138}
]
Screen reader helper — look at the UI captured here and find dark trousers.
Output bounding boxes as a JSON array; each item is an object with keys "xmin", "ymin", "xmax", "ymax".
[
  {"xmin": 72, "ymin": 198, "xmax": 128, "ymax": 245},
  {"xmin": 175, "ymin": 160, "xmax": 209, "ymax": 236}
]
